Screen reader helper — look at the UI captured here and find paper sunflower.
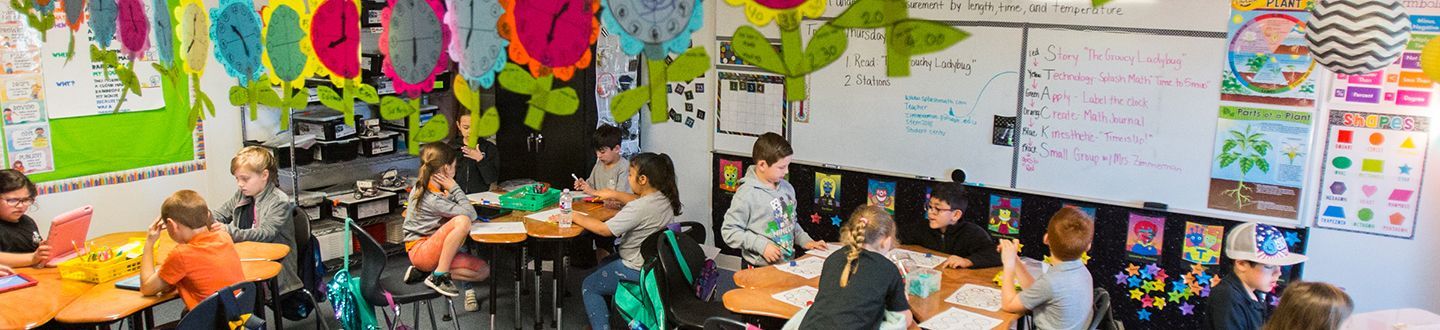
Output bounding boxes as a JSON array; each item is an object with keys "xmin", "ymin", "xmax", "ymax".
[
  {"xmin": 61, "ymin": 0, "xmax": 86, "ymax": 33},
  {"xmin": 498, "ymin": 0, "xmax": 599, "ymax": 81},
  {"xmin": 115, "ymin": 0, "xmax": 149, "ymax": 59},
  {"xmin": 601, "ymin": 0, "xmax": 702, "ymax": 58},
  {"xmin": 725, "ymin": 0, "xmax": 823, "ymax": 29},
  {"xmin": 444, "ymin": 0, "xmax": 508, "ymax": 89},
  {"xmin": 309, "ymin": 0, "xmax": 364, "ymax": 86},
  {"xmin": 379, "ymin": 0, "xmax": 451, "ymax": 97},
  {"xmin": 262, "ymin": 0, "xmax": 317, "ymax": 86}
]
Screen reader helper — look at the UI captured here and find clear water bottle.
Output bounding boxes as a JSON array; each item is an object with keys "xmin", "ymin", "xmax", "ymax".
[{"xmin": 558, "ymin": 189, "xmax": 573, "ymax": 228}]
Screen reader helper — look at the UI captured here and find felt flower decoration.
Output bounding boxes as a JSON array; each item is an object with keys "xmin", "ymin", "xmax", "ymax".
[
  {"xmin": 724, "ymin": 0, "xmax": 823, "ymax": 29},
  {"xmin": 115, "ymin": 0, "xmax": 149, "ymax": 59},
  {"xmin": 498, "ymin": 0, "xmax": 599, "ymax": 81},
  {"xmin": 601, "ymin": 0, "xmax": 703, "ymax": 58},
  {"xmin": 210, "ymin": 0, "xmax": 266, "ymax": 85},
  {"xmin": 175, "ymin": 0, "xmax": 211, "ymax": 75},
  {"xmin": 444, "ymin": 0, "xmax": 508, "ymax": 89},
  {"xmin": 262, "ymin": 0, "xmax": 317, "ymax": 86},
  {"xmin": 379, "ymin": 0, "xmax": 451, "ymax": 97},
  {"xmin": 309, "ymin": 0, "xmax": 364, "ymax": 85}
]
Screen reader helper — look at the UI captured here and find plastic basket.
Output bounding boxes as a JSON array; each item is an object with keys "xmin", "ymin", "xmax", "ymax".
[
  {"xmin": 499, "ymin": 184, "xmax": 560, "ymax": 211},
  {"xmin": 58, "ymin": 240, "xmax": 146, "ymax": 283}
]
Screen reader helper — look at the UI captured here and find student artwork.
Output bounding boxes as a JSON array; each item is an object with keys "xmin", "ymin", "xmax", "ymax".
[
  {"xmin": 1220, "ymin": 1, "xmax": 1318, "ymax": 107},
  {"xmin": 310, "ymin": 0, "xmax": 379, "ymax": 128},
  {"xmin": 260, "ymin": 0, "xmax": 317, "ymax": 130},
  {"xmin": 718, "ymin": 159, "xmax": 742, "ymax": 192},
  {"xmin": 866, "ymin": 179, "xmax": 895, "ymax": 214},
  {"xmin": 603, "ymin": 0, "xmax": 710, "ymax": 124},
  {"xmin": 379, "ymin": 0, "xmax": 452, "ymax": 153},
  {"xmin": 496, "ymin": 0, "xmax": 598, "ymax": 130},
  {"xmin": 813, "ymin": 172, "xmax": 841, "ymax": 212},
  {"xmin": 211, "ymin": 0, "xmax": 273, "ymax": 121},
  {"xmin": 1305, "ymin": 0, "xmax": 1409, "ymax": 75},
  {"xmin": 770, "ymin": 285, "xmax": 818, "ymax": 308},
  {"xmin": 943, "ymin": 284, "xmax": 1001, "ymax": 312},
  {"xmin": 59, "ymin": 0, "xmax": 86, "ymax": 61},
  {"xmin": 444, "ymin": 0, "xmax": 505, "ymax": 144},
  {"xmin": 1182, "ymin": 222, "xmax": 1223, "ymax": 265},
  {"xmin": 12, "ymin": 0, "xmax": 57, "ymax": 41},
  {"xmin": 917, "ymin": 307, "xmax": 1002, "ymax": 330},
  {"xmin": 987, "ymin": 195, "xmax": 1020, "ymax": 237},
  {"xmin": 1125, "ymin": 213, "xmax": 1165, "ymax": 261},
  {"xmin": 175, "ymin": 0, "xmax": 218, "ymax": 126}
]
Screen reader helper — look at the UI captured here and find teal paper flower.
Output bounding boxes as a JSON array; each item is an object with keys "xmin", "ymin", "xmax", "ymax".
[{"xmin": 601, "ymin": 0, "xmax": 703, "ymax": 58}]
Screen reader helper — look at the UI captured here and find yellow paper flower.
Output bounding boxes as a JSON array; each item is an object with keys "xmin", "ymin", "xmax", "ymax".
[
  {"xmin": 175, "ymin": 0, "xmax": 211, "ymax": 75},
  {"xmin": 262, "ymin": 0, "xmax": 318, "ymax": 86},
  {"xmin": 725, "ymin": 0, "xmax": 823, "ymax": 29}
]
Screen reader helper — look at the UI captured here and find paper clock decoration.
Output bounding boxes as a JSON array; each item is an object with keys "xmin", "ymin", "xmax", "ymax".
[
  {"xmin": 380, "ymin": 0, "xmax": 451, "ymax": 97},
  {"xmin": 444, "ymin": 0, "xmax": 507, "ymax": 89},
  {"xmin": 311, "ymin": 0, "xmax": 364, "ymax": 84},
  {"xmin": 601, "ymin": 0, "xmax": 710, "ymax": 123},
  {"xmin": 263, "ymin": 0, "xmax": 316, "ymax": 86},
  {"xmin": 1306, "ymin": 0, "xmax": 1411, "ymax": 74},
  {"xmin": 211, "ymin": 0, "xmax": 265, "ymax": 84},
  {"xmin": 725, "ymin": 0, "xmax": 823, "ymax": 28},
  {"xmin": 60, "ymin": 0, "xmax": 88, "ymax": 60},
  {"xmin": 150, "ymin": 0, "xmax": 175, "ymax": 64},
  {"xmin": 89, "ymin": 0, "xmax": 119, "ymax": 48},
  {"xmin": 499, "ymin": 0, "xmax": 599, "ymax": 81},
  {"xmin": 116, "ymin": 0, "xmax": 149, "ymax": 59},
  {"xmin": 177, "ymin": 0, "xmax": 211, "ymax": 75}
]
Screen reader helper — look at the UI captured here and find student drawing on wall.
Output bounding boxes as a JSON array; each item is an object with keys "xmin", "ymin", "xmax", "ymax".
[
  {"xmin": 1124, "ymin": 214, "xmax": 1165, "ymax": 260},
  {"xmin": 30, "ymin": 127, "xmax": 46, "ymax": 149},
  {"xmin": 866, "ymin": 179, "xmax": 895, "ymax": 214},
  {"xmin": 1183, "ymin": 223, "xmax": 1223, "ymax": 265},
  {"xmin": 1128, "ymin": 221, "xmax": 1159, "ymax": 256}
]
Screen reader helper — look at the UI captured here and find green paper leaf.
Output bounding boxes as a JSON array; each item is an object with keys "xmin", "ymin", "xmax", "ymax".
[
  {"xmin": 257, "ymin": 87, "xmax": 281, "ymax": 108},
  {"xmin": 731, "ymin": 26, "xmax": 789, "ymax": 75},
  {"xmin": 610, "ymin": 85, "xmax": 649, "ymax": 123},
  {"xmin": 454, "ymin": 77, "xmax": 479, "ymax": 111},
  {"xmin": 803, "ymin": 23, "xmax": 849, "ymax": 73},
  {"xmin": 285, "ymin": 90, "xmax": 307, "ymax": 109},
  {"xmin": 832, "ymin": 0, "xmax": 904, "ymax": 28},
  {"xmin": 498, "ymin": 63, "xmax": 537, "ymax": 95},
  {"xmin": 228, "ymin": 85, "xmax": 249, "ymax": 106},
  {"xmin": 891, "ymin": 20, "xmax": 968, "ymax": 56},
  {"xmin": 415, "ymin": 114, "xmax": 450, "ymax": 143},
  {"xmin": 667, "ymin": 47, "xmax": 711, "ymax": 82},
  {"xmin": 316, "ymin": 85, "xmax": 342, "ymax": 110},
  {"xmin": 1093, "ymin": 0, "xmax": 1113, "ymax": 7},
  {"xmin": 65, "ymin": 35, "xmax": 74, "ymax": 63},
  {"xmin": 356, "ymin": 83, "xmax": 379, "ymax": 103},
  {"xmin": 474, "ymin": 107, "xmax": 500, "ymax": 138},
  {"xmin": 198, "ymin": 91, "xmax": 216, "ymax": 117},
  {"xmin": 537, "ymin": 87, "xmax": 579, "ymax": 116},
  {"xmin": 379, "ymin": 96, "xmax": 415, "ymax": 120}
]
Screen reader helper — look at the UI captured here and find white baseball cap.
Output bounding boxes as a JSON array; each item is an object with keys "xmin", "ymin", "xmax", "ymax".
[{"xmin": 1224, "ymin": 222, "xmax": 1308, "ymax": 266}]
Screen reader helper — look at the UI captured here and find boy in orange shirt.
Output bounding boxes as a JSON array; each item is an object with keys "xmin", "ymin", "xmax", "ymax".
[{"xmin": 139, "ymin": 190, "xmax": 246, "ymax": 309}]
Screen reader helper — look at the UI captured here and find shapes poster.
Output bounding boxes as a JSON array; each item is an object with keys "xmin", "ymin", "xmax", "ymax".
[
  {"xmin": 988, "ymin": 195, "xmax": 1020, "ymax": 237},
  {"xmin": 814, "ymin": 171, "xmax": 841, "ymax": 213},
  {"xmin": 1316, "ymin": 110, "xmax": 1429, "ymax": 238},
  {"xmin": 1328, "ymin": 12, "xmax": 1440, "ymax": 110},
  {"xmin": 1220, "ymin": 1, "xmax": 1318, "ymax": 107},
  {"xmin": 1126, "ymin": 213, "xmax": 1164, "ymax": 261},
  {"xmin": 1182, "ymin": 222, "xmax": 1224, "ymax": 265},
  {"xmin": 866, "ymin": 178, "xmax": 895, "ymax": 214},
  {"xmin": 718, "ymin": 159, "xmax": 742, "ymax": 192},
  {"xmin": 1207, "ymin": 105, "xmax": 1314, "ymax": 219}
]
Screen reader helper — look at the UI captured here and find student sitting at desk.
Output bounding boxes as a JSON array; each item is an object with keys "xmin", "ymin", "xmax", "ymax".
[
  {"xmin": 1207, "ymin": 222, "xmax": 1309, "ymax": 330},
  {"xmin": 452, "ymin": 111, "xmax": 501, "ymax": 194},
  {"xmin": 0, "ymin": 169, "xmax": 47, "ymax": 268},
  {"xmin": 208, "ymin": 146, "xmax": 301, "ymax": 293},
  {"xmin": 574, "ymin": 124, "xmax": 631, "ymax": 206},
  {"xmin": 998, "ymin": 206, "xmax": 1095, "ymax": 330},
  {"xmin": 901, "ymin": 182, "xmax": 1001, "ymax": 269},
  {"xmin": 796, "ymin": 206, "xmax": 913, "ymax": 329},
  {"xmin": 139, "ymin": 190, "xmax": 245, "ymax": 310}
]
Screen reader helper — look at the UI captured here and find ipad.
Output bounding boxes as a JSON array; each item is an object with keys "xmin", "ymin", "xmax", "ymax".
[
  {"xmin": 114, "ymin": 274, "xmax": 142, "ymax": 291},
  {"xmin": 0, "ymin": 273, "xmax": 37, "ymax": 293},
  {"xmin": 44, "ymin": 206, "xmax": 94, "ymax": 267}
]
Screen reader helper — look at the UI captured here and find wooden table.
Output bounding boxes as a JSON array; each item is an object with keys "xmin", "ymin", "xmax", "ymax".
[
  {"xmin": 0, "ymin": 267, "xmax": 95, "ymax": 330},
  {"xmin": 722, "ymin": 245, "xmax": 1021, "ymax": 329}
]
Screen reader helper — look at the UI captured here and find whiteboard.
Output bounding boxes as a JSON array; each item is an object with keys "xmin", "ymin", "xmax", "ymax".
[{"xmin": 41, "ymin": 12, "xmax": 166, "ymax": 118}]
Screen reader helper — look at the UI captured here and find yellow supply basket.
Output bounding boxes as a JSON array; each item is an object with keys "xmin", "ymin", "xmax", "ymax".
[{"xmin": 58, "ymin": 238, "xmax": 148, "ymax": 283}]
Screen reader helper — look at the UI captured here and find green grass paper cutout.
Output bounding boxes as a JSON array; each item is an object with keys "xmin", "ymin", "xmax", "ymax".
[
  {"xmin": 609, "ymin": 46, "xmax": 710, "ymax": 123},
  {"xmin": 497, "ymin": 63, "xmax": 578, "ymax": 130}
]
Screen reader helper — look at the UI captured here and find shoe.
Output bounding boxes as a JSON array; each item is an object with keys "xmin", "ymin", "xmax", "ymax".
[
  {"xmin": 425, "ymin": 273, "xmax": 460, "ymax": 297},
  {"xmin": 464, "ymin": 289, "xmax": 479, "ymax": 312},
  {"xmin": 403, "ymin": 266, "xmax": 426, "ymax": 284}
]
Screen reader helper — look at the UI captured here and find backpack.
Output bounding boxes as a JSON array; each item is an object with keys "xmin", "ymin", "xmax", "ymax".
[
  {"xmin": 325, "ymin": 219, "xmax": 380, "ymax": 330},
  {"xmin": 615, "ymin": 261, "xmax": 666, "ymax": 330}
]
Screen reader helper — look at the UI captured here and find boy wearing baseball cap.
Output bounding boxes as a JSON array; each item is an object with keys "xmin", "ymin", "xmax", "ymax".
[{"xmin": 1206, "ymin": 222, "xmax": 1307, "ymax": 330}]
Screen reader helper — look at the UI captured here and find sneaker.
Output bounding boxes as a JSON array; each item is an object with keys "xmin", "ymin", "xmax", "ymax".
[
  {"xmin": 403, "ymin": 266, "xmax": 426, "ymax": 284},
  {"xmin": 464, "ymin": 289, "xmax": 479, "ymax": 312},
  {"xmin": 425, "ymin": 273, "xmax": 460, "ymax": 297}
]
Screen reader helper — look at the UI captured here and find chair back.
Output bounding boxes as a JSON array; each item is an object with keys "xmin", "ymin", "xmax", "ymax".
[
  {"xmin": 176, "ymin": 281, "xmax": 260, "ymax": 329},
  {"xmin": 349, "ymin": 221, "xmax": 388, "ymax": 306}
]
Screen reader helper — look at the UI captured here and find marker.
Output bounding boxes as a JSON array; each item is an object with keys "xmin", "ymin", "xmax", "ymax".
[
  {"xmin": 790, "ymin": 260, "xmax": 797, "ymax": 267},
  {"xmin": 570, "ymin": 173, "xmax": 580, "ymax": 181},
  {"xmin": 478, "ymin": 216, "xmax": 491, "ymax": 223}
]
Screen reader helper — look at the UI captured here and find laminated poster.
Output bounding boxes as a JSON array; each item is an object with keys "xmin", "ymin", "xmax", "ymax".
[
  {"xmin": 1206, "ymin": 105, "xmax": 1313, "ymax": 219},
  {"xmin": 814, "ymin": 171, "xmax": 841, "ymax": 213},
  {"xmin": 1125, "ymin": 213, "xmax": 1165, "ymax": 261},
  {"xmin": 1316, "ymin": 110, "xmax": 1429, "ymax": 239},
  {"xmin": 1220, "ymin": 0, "xmax": 1318, "ymax": 107},
  {"xmin": 1182, "ymin": 222, "xmax": 1224, "ymax": 265},
  {"xmin": 867, "ymin": 178, "xmax": 895, "ymax": 214}
]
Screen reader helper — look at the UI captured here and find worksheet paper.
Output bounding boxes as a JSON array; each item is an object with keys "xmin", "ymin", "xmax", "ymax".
[
  {"xmin": 775, "ymin": 257, "xmax": 825, "ymax": 279},
  {"xmin": 919, "ymin": 307, "xmax": 1003, "ymax": 330},
  {"xmin": 943, "ymin": 284, "xmax": 1002, "ymax": 312},
  {"xmin": 771, "ymin": 286, "xmax": 819, "ymax": 308},
  {"xmin": 470, "ymin": 222, "xmax": 527, "ymax": 235}
]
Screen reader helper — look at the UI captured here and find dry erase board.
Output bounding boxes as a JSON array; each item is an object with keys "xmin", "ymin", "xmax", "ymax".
[{"xmin": 714, "ymin": 1, "xmax": 1315, "ymax": 224}]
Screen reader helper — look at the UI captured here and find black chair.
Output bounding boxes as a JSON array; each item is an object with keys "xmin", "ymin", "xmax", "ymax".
[
  {"xmin": 1090, "ymin": 287, "xmax": 1122, "ymax": 330},
  {"xmin": 676, "ymin": 221, "xmax": 706, "ymax": 243},
  {"xmin": 351, "ymin": 221, "xmax": 461, "ymax": 329},
  {"xmin": 175, "ymin": 282, "xmax": 262, "ymax": 329},
  {"xmin": 275, "ymin": 206, "xmax": 326, "ymax": 328},
  {"xmin": 702, "ymin": 316, "xmax": 749, "ymax": 330},
  {"xmin": 654, "ymin": 228, "xmax": 735, "ymax": 329}
]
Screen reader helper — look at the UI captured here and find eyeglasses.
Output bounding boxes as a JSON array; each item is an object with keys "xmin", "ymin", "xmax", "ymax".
[
  {"xmin": 2, "ymin": 197, "xmax": 34, "ymax": 207},
  {"xmin": 924, "ymin": 205, "xmax": 957, "ymax": 214}
]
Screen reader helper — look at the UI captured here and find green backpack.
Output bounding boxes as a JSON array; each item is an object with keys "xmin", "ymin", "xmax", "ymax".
[{"xmin": 615, "ymin": 230, "xmax": 692, "ymax": 330}]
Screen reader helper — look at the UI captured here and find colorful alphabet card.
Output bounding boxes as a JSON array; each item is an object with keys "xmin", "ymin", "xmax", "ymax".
[
  {"xmin": 1182, "ymin": 222, "xmax": 1224, "ymax": 265},
  {"xmin": 1126, "ymin": 213, "xmax": 1165, "ymax": 261},
  {"xmin": 867, "ymin": 178, "xmax": 895, "ymax": 214},
  {"xmin": 1316, "ymin": 110, "xmax": 1429, "ymax": 238},
  {"xmin": 988, "ymin": 195, "xmax": 1020, "ymax": 238}
]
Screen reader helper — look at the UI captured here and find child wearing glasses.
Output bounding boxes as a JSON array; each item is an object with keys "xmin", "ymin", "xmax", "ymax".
[
  {"xmin": 899, "ymin": 182, "xmax": 1000, "ymax": 269},
  {"xmin": 0, "ymin": 169, "xmax": 46, "ymax": 267}
]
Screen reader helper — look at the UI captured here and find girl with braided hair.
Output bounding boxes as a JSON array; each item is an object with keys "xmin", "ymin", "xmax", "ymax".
[{"xmin": 797, "ymin": 205, "xmax": 914, "ymax": 329}]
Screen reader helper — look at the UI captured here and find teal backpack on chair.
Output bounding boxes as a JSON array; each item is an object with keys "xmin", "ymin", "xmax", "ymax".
[
  {"xmin": 325, "ymin": 218, "xmax": 380, "ymax": 330},
  {"xmin": 615, "ymin": 228, "xmax": 693, "ymax": 330}
]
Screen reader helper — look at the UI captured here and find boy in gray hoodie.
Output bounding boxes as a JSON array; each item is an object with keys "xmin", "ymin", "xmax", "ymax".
[{"xmin": 722, "ymin": 133, "xmax": 828, "ymax": 267}]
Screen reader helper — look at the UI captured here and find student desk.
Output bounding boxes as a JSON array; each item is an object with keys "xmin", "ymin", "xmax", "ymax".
[
  {"xmin": 469, "ymin": 215, "xmax": 529, "ymax": 330},
  {"xmin": 722, "ymin": 245, "xmax": 1021, "ymax": 329},
  {"xmin": 0, "ymin": 267, "xmax": 95, "ymax": 329}
]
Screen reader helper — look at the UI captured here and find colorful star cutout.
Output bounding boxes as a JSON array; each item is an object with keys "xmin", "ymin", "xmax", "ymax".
[
  {"xmin": 810, "ymin": 213, "xmax": 821, "ymax": 224},
  {"xmin": 1196, "ymin": 272, "xmax": 1213, "ymax": 285},
  {"xmin": 1149, "ymin": 280, "xmax": 1165, "ymax": 292},
  {"xmin": 1285, "ymin": 231, "xmax": 1301, "ymax": 246},
  {"xmin": 1179, "ymin": 302, "xmax": 1195, "ymax": 315},
  {"xmin": 1270, "ymin": 295, "xmax": 1280, "ymax": 307},
  {"xmin": 1114, "ymin": 272, "xmax": 1130, "ymax": 285},
  {"xmin": 1081, "ymin": 252, "xmax": 1091, "ymax": 264},
  {"xmin": 1140, "ymin": 281, "xmax": 1155, "ymax": 292},
  {"xmin": 1190, "ymin": 264, "xmax": 1207, "ymax": 275},
  {"xmin": 1140, "ymin": 296, "xmax": 1154, "ymax": 308},
  {"xmin": 1210, "ymin": 276, "xmax": 1221, "ymax": 287},
  {"xmin": 1129, "ymin": 289, "xmax": 1143, "ymax": 300},
  {"xmin": 830, "ymin": 215, "xmax": 842, "ymax": 227},
  {"xmin": 1126, "ymin": 264, "xmax": 1140, "ymax": 276},
  {"xmin": 1400, "ymin": 164, "xmax": 1413, "ymax": 174},
  {"xmin": 1200, "ymin": 286, "xmax": 1212, "ymax": 297},
  {"xmin": 1172, "ymin": 280, "xmax": 1188, "ymax": 291},
  {"xmin": 1137, "ymin": 309, "xmax": 1152, "ymax": 321},
  {"xmin": 1144, "ymin": 264, "xmax": 1162, "ymax": 277},
  {"xmin": 1167, "ymin": 290, "xmax": 1185, "ymax": 303},
  {"xmin": 1043, "ymin": 255, "xmax": 1054, "ymax": 264},
  {"xmin": 1128, "ymin": 277, "xmax": 1142, "ymax": 288},
  {"xmin": 1153, "ymin": 297, "xmax": 1167, "ymax": 310},
  {"xmin": 1154, "ymin": 271, "xmax": 1169, "ymax": 283}
]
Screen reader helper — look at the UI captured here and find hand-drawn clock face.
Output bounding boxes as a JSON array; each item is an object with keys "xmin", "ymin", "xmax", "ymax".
[
  {"xmin": 311, "ymin": 0, "xmax": 362, "ymax": 78},
  {"xmin": 445, "ymin": 0, "xmax": 505, "ymax": 88},
  {"xmin": 150, "ymin": 0, "xmax": 174, "ymax": 63},
  {"xmin": 513, "ymin": 0, "xmax": 594, "ymax": 67},
  {"xmin": 264, "ymin": 3, "xmax": 310, "ymax": 83},
  {"xmin": 62, "ymin": 0, "xmax": 87, "ymax": 31},
  {"xmin": 211, "ymin": 1, "xmax": 264, "ymax": 81},
  {"xmin": 177, "ymin": 1, "xmax": 210, "ymax": 74},
  {"xmin": 606, "ymin": 0, "xmax": 693, "ymax": 45},
  {"xmin": 385, "ymin": 0, "xmax": 445, "ymax": 84},
  {"xmin": 88, "ymin": 0, "xmax": 119, "ymax": 48},
  {"xmin": 116, "ymin": 0, "xmax": 149, "ymax": 57}
]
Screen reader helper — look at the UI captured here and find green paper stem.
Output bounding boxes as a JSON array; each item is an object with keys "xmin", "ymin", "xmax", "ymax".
[
  {"xmin": 341, "ymin": 80, "xmax": 357, "ymax": 127},
  {"xmin": 523, "ymin": 74, "xmax": 554, "ymax": 130},
  {"xmin": 780, "ymin": 27, "xmax": 807, "ymax": 102},
  {"xmin": 280, "ymin": 81, "xmax": 293, "ymax": 130},
  {"xmin": 466, "ymin": 86, "xmax": 480, "ymax": 148},
  {"xmin": 408, "ymin": 98, "xmax": 421, "ymax": 154},
  {"xmin": 648, "ymin": 58, "xmax": 668, "ymax": 123}
]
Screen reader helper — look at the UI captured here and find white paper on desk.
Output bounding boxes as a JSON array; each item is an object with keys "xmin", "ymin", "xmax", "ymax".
[
  {"xmin": 803, "ymin": 243, "xmax": 846, "ymax": 258},
  {"xmin": 524, "ymin": 208, "xmax": 589, "ymax": 223},
  {"xmin": 944, "ymin": 284, "xmax": 1002, "ymax": 312},
  {"xmin": 771, "ymin": 286, "xmax": 818, "ymax": 308},
  {"xmin": 467, "ymin": 192, "xmax": 503, "ymax": 206},
  {"xmin": 775, "ymin": 257, "xmax": 825, "ymax": 279},
  {"xmin": 919, "ymin": 307, "xmax": 1002, "ymax": 330},
  {"xmin": 888, "ymin": 249, "xmax": 945, "ymax": 269},
  {"xmin": 470, "ymin": 222, "xmax": 527, "ymax": 235}
]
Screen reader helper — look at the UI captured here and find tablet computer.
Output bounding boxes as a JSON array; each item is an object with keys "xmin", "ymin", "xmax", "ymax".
[
  {"xmin": 0, "ymin": 273, "xmax": 38, "ymax": 293},
  {"xmin": 44, "ymin": 206, "xmax": 94, "ymax": 267}
]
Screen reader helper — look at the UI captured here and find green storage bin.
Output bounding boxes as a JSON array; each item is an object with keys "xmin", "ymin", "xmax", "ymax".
[{"xmin": 500, "ymin": 184, "xmax": 561, "ymax": 211}]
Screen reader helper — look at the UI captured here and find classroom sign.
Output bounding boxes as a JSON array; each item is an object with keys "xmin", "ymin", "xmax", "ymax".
[
  {"xmin": 1220, "ymin": 1, "xmax": 1319, "ymax": 107},
  {"xmin": 1206, "ymin": 105, "xmax": 1313, "ymax": 219},
  {"xmin": 1329, "ymin": 15, "xmax": 1440, "ymax": 110},
  {"xmin": 1316, "ymin": 110, "xmax": 1429, "ymax": 239}
]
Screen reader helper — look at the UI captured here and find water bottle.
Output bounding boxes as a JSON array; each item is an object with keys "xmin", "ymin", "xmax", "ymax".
[{"xmin": 559, "ymin": 189, "xmax": 573, "ymax": 228}]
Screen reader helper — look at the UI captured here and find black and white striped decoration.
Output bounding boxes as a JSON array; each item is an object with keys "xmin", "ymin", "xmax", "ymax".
[{"xmin": 1306, "ymin": 0, "xmax": 1411, "ymax": 75}]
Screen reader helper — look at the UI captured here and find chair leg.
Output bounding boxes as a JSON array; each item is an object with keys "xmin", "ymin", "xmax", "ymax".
[
  {"xmin": 425, "ymin": 300, "xmax": 437, "ymax": 329},
  {"xmin": 445, "ymin": 297, "xmax": 461, "ymax": 330},
  {"xmin": 413, "ymin": 303, "xmax": 421, "ymax": 328},
  {"xmin": 513, "ymin": 245, "xmax": 523, "ymax": 330},
  {"xmin": 532, "ymin": 245, "xmax": 543, "ymax": 330}
]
